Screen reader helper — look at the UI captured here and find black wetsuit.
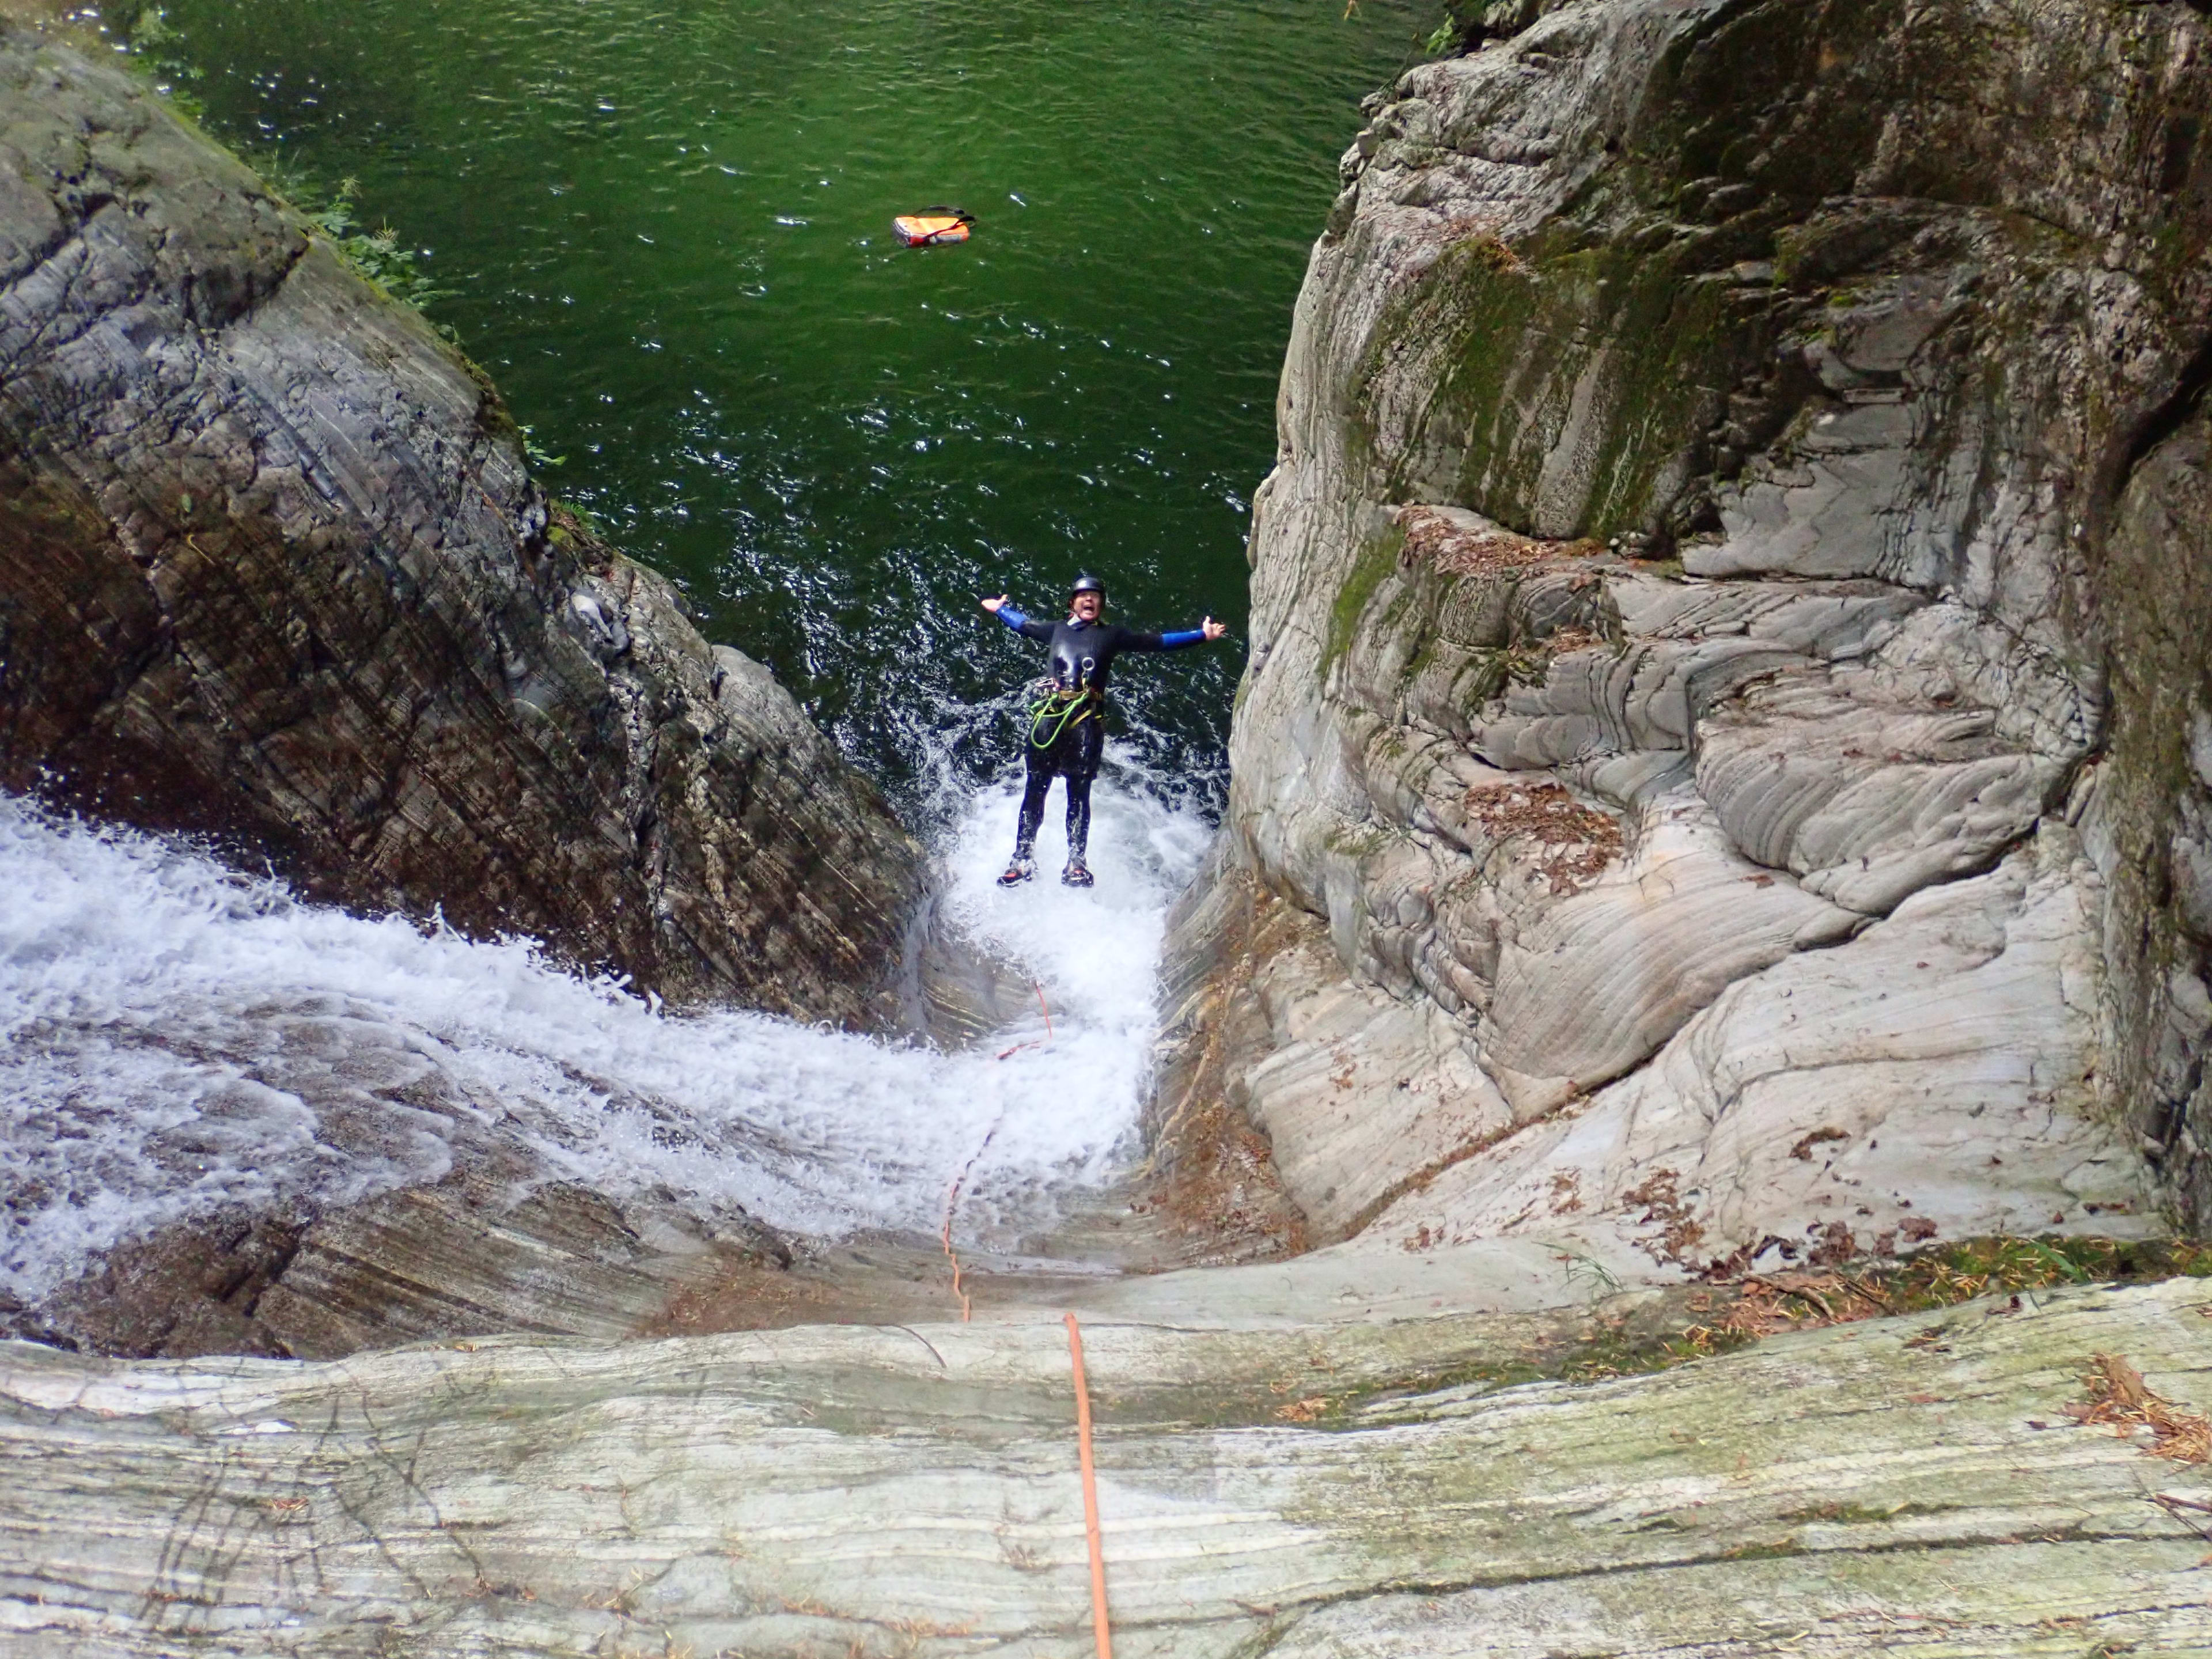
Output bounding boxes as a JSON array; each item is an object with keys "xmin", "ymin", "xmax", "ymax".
[{"xmin": 993, "ymin": 606, "xmax": 1208, "ymax": 867}]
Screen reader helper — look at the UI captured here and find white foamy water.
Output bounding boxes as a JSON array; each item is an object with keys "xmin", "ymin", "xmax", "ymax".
[{"xmin": 0, "ymin": 775, "xmax": 1209, "ymax": 1303}]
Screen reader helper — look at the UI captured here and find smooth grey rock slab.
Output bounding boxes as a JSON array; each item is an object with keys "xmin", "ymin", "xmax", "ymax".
[
  {"xmin": 1697, "ymin": 664, "xmax": 2066, "ymax": 914},
  {"xmin": 2, "ymin": 1279, "xmax": 2208, "ymax": 1656},
  {"xmin": 1217, "ymin": 898, "xmax": 1513, "ymax": 1243},
  {"xmin": 1475, "ymin": 782, "xmax": 1861, "ymax": 1116},
  {"xmin": 1366, "ymin": 830, "xmax": 2157, "ymax": 1272}
]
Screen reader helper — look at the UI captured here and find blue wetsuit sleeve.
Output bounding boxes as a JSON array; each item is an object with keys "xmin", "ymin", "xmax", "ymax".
[
  {"xmin": 1123, "ymin": 627, "xmax": 1208, "ymax": 650},
  {"xmin": 995, "ymin": 605, "xmax": 1055, "ymax": 642}
]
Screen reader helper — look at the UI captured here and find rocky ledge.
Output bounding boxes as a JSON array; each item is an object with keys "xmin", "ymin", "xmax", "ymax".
[
  {"xmin": 1, "ymin": 1278, "xmax": 2208, "ymax": 1655},
  {"xmin": 0, "ymin": 24, "xmax": 921, "ymax": 1024},
  {"xmin": 1156, "ymin": 0, "xmax": 2212, "ymax": 1293}
]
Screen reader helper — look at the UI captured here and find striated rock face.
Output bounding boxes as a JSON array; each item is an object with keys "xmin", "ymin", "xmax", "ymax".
[
  {"xmin": 1163, "ymin": 0, "xmax": 2212, "ymax": 1274},
  {"xmin": 2096, "ymin": 405, "xmax": 2212, "ymax": 1228},
  {"xmin": 0, "ymin": 26, "xmax": 921, "ymax": 1023},
  {"xmin": 18, "ymin": 1181, "xmax": 799, "ymax": 1363},
  {"xmin": 1, "ymin": 1279, "xmax": 2207, "ymax": 1655}
]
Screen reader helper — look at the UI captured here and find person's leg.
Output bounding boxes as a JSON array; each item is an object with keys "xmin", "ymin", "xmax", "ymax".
[
  {"xmin": 1003, "ymin": 743, "xmax": 1058, "ymax": 882},
  {"xmin": 1061, "ymin": 719, "xmax": 1103, "ymax": 885}
]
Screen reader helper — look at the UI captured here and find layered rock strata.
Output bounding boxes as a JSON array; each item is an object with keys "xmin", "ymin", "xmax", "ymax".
[
  {"xmin": 17, "ymin": 1182, "xmax": 798, "ymax": 1362},
  {"xmin": 1, "ymin": 1279, "xmax": 2207, "ymax": 1656},
  {"xmin": 0, "ymin": 26, "xmax": 921, "ymax": 1023},
  {"xmin": 1163, "ymin": 0, "xmax": 2212, "ymax": 1275}
]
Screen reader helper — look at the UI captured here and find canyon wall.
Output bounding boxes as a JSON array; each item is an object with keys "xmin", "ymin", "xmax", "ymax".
[
  {"xmin": 1158, "ymin": 0, "xmax": 2212, "ymax": 1283},
  {"xmin": 0, "ymin": 12, "xmax": 2209, "ymax": 1653},
  {"xmin": 0, "ymin": 24, "xmax": 922, "ymax": 1025}
]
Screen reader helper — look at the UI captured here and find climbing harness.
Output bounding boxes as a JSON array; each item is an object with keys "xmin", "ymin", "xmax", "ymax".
[{"xmin": 1027, "ymin": 683, "xmax": 1100, "ymax": 750}]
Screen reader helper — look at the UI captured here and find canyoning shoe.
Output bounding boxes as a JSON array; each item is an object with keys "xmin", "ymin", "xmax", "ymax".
[
  {"xmin": 997, "ymin": 858, "xmax": 1035, "ymax": 887},
  {"xmin": 1061, "ymin": 860, "xmax": 1094, "ymax": 888}
]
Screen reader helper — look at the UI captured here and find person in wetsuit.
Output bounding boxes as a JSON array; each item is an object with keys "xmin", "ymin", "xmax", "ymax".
[{"xmin": 981, "ymin": 573, "xmax": 1227, "ymax": 887}]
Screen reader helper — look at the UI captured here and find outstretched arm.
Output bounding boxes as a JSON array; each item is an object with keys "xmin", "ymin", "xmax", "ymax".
[
  {"xmin": 981, "ymin": 593, "xmax": 1055, "ymax": 642},
  {"xmin": 1123, "ymin": 616, "xmax": 1232, "ymax": 651}
]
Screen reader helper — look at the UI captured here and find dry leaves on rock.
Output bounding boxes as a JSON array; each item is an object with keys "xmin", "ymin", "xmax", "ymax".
[
  {"xmin": 1620, "ymin": 1168, "xmax": 1709, "ymax": 1265},
  {"xmin": 1397, "ymin": 506, "xmax": 1603, "ymax": 578},
  {"xmin": 1464, "ymin": 779, "xmax": 1623, "ymax": 894},
  {"xmin": 1433, "ymin": 217, "xmax": 1527, "ymax": 272},
  {"xmin": 1719, "ymin": 1271, "xmax": 1893, "ymax": 1336},
  {"xmin": 2070, "ymin": 1352, "xmax": 2212, "ymax": 1464},
  {"xmin": 1789, "ymin": 1127, "xmax": 1850, "ymax": 1161},
  {"xmin": 1540, "ymin": 624, "xmax": 1607, "ymax": 656}
]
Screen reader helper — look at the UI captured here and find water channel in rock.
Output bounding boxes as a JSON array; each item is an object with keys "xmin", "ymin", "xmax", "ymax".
[{"xmin": 1, "ymin": 0, "xmax": 1431, "ymax": 1301}]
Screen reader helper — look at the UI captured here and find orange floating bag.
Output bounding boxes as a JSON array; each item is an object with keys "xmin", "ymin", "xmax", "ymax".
[{"xmin": 893, "ymin": 205, "xmax": 975, "ymax": 247}]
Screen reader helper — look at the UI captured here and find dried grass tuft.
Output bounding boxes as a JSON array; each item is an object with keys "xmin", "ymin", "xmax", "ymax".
[
  {"xmin": 1464, "ymin": 779, "xmax": 1623, "ymax": 894},
  {"xmin": 1397, "ymin": 505, "xmax": 1603, "ymax": 577},
  {"xmin": 2071, "ymin": 1352, "xmax": 2211, "ymax": 1463},
  {"xmin": 1435, "ymin": 216, "xmax": 1528, "ymax": 273}
]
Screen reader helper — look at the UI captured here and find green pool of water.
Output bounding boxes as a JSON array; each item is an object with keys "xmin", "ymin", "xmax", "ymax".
[{"xmin": 150, "ymin": 0, "xmax": 1427, "ymax": 807}]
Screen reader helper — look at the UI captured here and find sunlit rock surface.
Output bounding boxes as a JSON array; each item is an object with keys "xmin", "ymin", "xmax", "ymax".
[
  {"xmin": 1162, "ymin": 0, "xmax": 2212, "ymax": 1279},
  {"xmin": 0, "ymin": 25, "xmax": 921, "ymax": 1024},
  {"xmin": 2, "ymin": 1279, "xmax": 2208, "ymax": 1656}
]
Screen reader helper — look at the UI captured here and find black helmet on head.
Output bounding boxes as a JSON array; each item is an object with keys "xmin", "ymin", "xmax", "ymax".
[{"xmin": 1069, "ymin": 572, "xmax": 1107, "ymax": 598}]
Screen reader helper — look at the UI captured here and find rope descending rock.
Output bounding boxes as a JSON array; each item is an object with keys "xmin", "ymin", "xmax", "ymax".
[{"xmin": 1064, "ymin": 1311, "xmax": 1115, "ymax": 1659}]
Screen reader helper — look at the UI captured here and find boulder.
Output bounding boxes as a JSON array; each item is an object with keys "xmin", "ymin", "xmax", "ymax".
[
  {"xmin": 1168, "ymin": 0, "xmax": 2212, "ymax": 1271},
  {"xmin": 0, "ymin": 25, "xmax": 921, "ymax": 1025}
]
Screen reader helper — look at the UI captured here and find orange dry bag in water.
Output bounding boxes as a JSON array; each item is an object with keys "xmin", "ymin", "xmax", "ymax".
[{"xmin": 893, "ymin": 205, "xmax": 974, "ymax": 247}]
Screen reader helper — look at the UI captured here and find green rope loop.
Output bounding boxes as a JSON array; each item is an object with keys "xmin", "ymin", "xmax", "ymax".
[{"xmin": 1026, "ymin": 687, "xmax": 1099, "ymax": 749}]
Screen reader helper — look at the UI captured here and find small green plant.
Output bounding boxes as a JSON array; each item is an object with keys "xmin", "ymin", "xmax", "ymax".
[
  {"xmin": 111, "ymin": 16, "xmax": 457, "ymax": 338},
  {"xmin": 305, "ymin": 180, "xmax": 452, "ymax": 314},
  {"xmin": 1423, "ymin": 16, "xmax": 1461, "ymax": 54},
  {"xmin": 1548, "ymin": 1242, "xmax": 1624, "ymax": 1302},
  {"xmin": 519, "ymin": 426, "xmax": 566, "ymax": 472},
  {"xmin": 121, "ymin": 6, "xmax": 208, "ymax": 122},
  {"xmin": 113, "ymin": 14, "xmax": 476, "ymax": 374}
]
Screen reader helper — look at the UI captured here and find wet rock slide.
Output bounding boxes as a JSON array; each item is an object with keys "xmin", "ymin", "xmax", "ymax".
[{"xmin": 3, "ymin": 0, "xmax": 2212, "ymax": 1652}]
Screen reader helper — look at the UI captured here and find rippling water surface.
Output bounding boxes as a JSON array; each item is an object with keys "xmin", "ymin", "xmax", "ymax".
[
  {"xmin": 0, "ymin": 2, "xmax": 1437, "ymax": 1296},
  {"xmin": 154, "ymin": 0, "xmax": 1429, "ymax": 800}
]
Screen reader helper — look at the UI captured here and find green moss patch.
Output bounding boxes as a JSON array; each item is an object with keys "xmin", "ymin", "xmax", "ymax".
[
  {"xmin": 1353, "ymin": 232, "xmax": 1766, "ymax": 538},
  {"xmin": 1323, "ymin": 524, "xmax": 1406, "ymax": 678},
  {"xmin": 1264, "ymin": 1236, "xmax": 2212, "ymax": 1430}
]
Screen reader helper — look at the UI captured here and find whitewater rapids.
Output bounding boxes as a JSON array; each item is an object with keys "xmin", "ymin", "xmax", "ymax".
[{"xmin": 0, "ymin": 777, "xmax": 1210, "ymax": 1305}]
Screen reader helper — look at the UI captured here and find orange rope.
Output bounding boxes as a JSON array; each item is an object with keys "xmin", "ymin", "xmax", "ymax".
[
  {"xmin": 940, "ymin": 1176, "xmax": 976, "ymax": 1322},
  {"xmin": 1063, "ymin": 1312, "xmax": 1113, "ymax": 1659},
  {"xmin": 939, "ymin": 1122, "xmax": 1000, "ymax": 1323},
  {"xmin": 945, "ymin": 986, "xmax": 1056, "ymax": 1317}
]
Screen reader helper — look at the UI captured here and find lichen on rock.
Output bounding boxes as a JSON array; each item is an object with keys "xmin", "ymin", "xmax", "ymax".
[{"xmin": 1169, "ymin": 0, "xmax": 2212, "ymax": 1282}]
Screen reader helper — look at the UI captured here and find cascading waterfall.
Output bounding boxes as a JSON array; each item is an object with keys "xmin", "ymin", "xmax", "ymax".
[{"xmin": 0, "ymin": 764, "xmax": 1210, "ymax": 1306}]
